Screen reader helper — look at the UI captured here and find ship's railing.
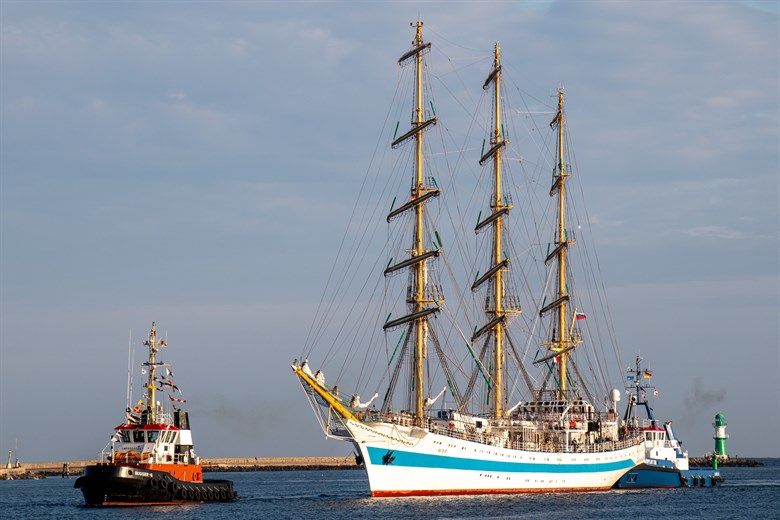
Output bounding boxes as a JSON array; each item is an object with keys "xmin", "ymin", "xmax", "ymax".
[
  {"xmin": 98, "ymin": 447, "xmax": 197, "ymax": 465},
  {"xmin": 318, "ymin": 398, "xmax": 643, "ymax": 454},
  {"xmin": 431, "ymin": 425, "xmax": 642, "ymax": 453},
  {"xmin": 358, "ymin": 407, "xmax": 642, "ymax": 454}
]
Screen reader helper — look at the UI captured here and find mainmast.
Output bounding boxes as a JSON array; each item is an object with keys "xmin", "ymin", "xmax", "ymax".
[
  {"xmin": 383, "ymin": 21, "xmax": 441, "ymax": 426},
  {"xmin": 543, "ymin": 87, "xmax": 580, "ymax": 398},
  {"xmin": 473, "ymin": 43, "xmax": 520, "ymax": 418}
]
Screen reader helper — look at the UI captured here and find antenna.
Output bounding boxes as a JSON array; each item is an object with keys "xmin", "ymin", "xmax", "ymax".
[{"xmin": 126, "ymin": 330, "xmax": 133, "ymax": 415}]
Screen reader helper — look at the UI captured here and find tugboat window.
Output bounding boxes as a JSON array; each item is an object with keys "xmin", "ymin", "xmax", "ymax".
[
  {"xmin": 148, "ymin": 431, "xmax": 159, "ymax": 442},
  {"xmin": 133, "ymin": 430, "xmax": 145, "ymax": 443},
  {"xmin": 120, "ymin": 431, "xmax": 131, "ymax": 442}
]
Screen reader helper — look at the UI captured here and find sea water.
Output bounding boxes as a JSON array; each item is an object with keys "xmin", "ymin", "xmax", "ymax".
[{"xmin": 1, "ymin": 459, "xmax": 778, "ymax": 519}]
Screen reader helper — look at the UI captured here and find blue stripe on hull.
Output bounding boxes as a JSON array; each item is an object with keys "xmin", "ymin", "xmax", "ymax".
[{"xmin": 366, "ymin": 446, "xmax": 635, "ymax": 474}]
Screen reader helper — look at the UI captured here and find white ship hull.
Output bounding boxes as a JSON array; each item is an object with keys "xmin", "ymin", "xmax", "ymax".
[{"xmin": 346, "ymin": 419, "xmax": 644, "ymax": 496}]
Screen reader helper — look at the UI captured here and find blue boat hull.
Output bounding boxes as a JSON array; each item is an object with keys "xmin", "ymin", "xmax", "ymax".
[
  {"xmin": 615, "ymin": 463, "xmax": 722, "ymax": 489},
  {"xmin": 615, "ymin": 463, "xmax": 683, "ymax": 488}
]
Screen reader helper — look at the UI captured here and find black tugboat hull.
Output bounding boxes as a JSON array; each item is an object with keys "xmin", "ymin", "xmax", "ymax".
[{"xmin": 74, "ymin": 465, "xmax": 237, "ymax": 506}]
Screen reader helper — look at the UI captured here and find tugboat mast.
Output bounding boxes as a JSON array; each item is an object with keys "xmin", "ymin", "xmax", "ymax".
[{"xmin": 142, "ymin": 322, "xmax": 166, "ymax": 424}]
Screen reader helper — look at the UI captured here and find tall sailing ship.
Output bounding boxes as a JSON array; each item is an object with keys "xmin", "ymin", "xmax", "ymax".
[{"xmin": 293, "ymin": 22, "xmax": 644, "ymax": 496}]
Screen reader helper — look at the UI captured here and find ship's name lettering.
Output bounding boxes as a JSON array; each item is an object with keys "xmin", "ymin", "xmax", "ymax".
[{"xmin": 119, "ymin": 444, "xmax": 144, "ymax": 451}]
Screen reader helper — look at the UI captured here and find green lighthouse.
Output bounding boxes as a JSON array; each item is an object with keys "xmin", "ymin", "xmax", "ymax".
[{"xmin": 713, "ymin": 413, "xmax": 728, "ymax": 459}]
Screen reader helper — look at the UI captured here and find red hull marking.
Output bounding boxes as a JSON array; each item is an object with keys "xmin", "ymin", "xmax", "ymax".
[
  {"xmin": 372, "ymin": 486, "xmax": 611, "ymax": 497},
  {"xmin": 97, "ymin": 502, "xmax": 187, "ymax": 507}
]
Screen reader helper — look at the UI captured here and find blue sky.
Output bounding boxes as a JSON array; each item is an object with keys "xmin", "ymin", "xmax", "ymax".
[{"xmin": 1, "ymin": 1, "xmax": 778, "ymax": 462}]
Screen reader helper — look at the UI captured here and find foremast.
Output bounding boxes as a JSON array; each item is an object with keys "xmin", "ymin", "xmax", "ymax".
[
  {"xmin": 383, "ymin": 21, "xmax": 441, "ymax": 426},
  {"xmin": 542, "ymin": 87, "xmax": 581, "ymax": 399},
  {"xmin": 473, "ymin": 43, "xmax": 521, "ymax": 418}
]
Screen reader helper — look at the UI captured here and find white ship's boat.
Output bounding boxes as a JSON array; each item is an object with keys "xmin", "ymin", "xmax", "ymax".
[{"xmin": 293, "ymin": 21, "xmax": 644, "ymax": 496}]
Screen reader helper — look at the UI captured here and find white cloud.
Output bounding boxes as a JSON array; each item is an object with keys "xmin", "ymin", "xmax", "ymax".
[{"xmin": 677, "ymin": 225, "xmax": 774, "ymax": 240}]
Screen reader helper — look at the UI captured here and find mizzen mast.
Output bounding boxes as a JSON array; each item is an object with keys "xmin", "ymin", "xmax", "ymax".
[
  {"xmin": 473, "ymin": 43, "xmax": 521, "ymax": 418},
  {"xmin": 383, "ymin": 20, "xmax": 441, "ymax": 425}
]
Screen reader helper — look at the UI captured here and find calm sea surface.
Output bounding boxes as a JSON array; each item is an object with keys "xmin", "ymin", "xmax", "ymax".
[{"xmin": 1, "ymin": 459, "xmax": 778, "ymax": 519}]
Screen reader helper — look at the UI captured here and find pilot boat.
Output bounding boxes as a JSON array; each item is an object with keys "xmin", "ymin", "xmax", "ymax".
[{"xmin": 614, "ymin": 356, "xmax": 722, "ymax": 488}]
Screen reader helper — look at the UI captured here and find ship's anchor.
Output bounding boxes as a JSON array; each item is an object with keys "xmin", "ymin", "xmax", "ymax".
[{"xmin": 382, "ymin": 450, "xmax": 396, "ymax": 465}]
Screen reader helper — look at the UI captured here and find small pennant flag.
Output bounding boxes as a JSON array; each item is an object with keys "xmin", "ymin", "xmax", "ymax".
[
  {"xmin": 643, "ymin": 371, "xmax": 652, "ymax": 379},
  {"xmin": 654, "ymin": 389, "xmax": 659, "ymax": 396},
  {"xmin": 574, "ymin": 312, "xmax": 586, "ymax": 321}
]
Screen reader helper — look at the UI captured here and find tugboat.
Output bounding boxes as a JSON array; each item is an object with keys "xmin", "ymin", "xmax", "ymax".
[
  {"xmin": 614, "ymin": 356, "xmax": 722, "ymax": 488},
  {"xmin": 75, "ymin": 322, "xmax": 237, "ymax": 505}
]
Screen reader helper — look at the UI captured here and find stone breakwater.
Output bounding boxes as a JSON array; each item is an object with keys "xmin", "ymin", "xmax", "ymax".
[
  {"xmin": 0, "ymin": 456, "xmax": 359, "ymax": 479},
  {"xmin": 688, "ymin": 456, "xmax": 763, "ymax": 467},
  {"xmin": 202, "ymin": 456, "xmax": 359, "ymax": 472}
]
